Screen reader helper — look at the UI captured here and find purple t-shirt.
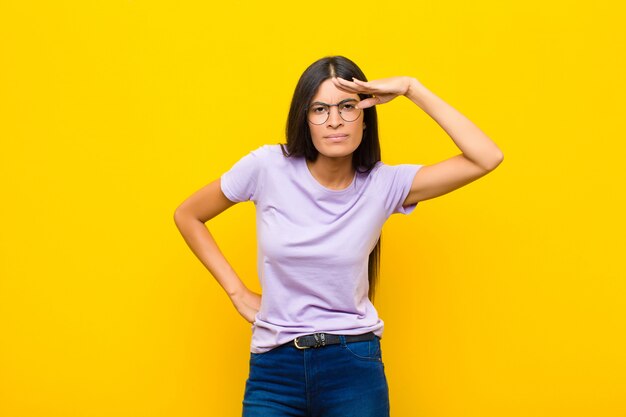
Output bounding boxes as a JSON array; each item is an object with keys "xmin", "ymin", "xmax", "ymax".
[{"xmin": 220, "ymin": 144, "xmax": 423, "ymax": 353}]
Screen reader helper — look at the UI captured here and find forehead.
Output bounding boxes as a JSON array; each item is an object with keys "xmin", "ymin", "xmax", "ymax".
[{"xmin": 311, "ymin": 79, "xmax": 359, "ymax": 103}]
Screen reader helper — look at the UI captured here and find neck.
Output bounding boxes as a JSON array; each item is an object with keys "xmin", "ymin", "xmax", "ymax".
[{"xmin": 306, "ymin": 154, "xmax": 355, "ymax": 190}]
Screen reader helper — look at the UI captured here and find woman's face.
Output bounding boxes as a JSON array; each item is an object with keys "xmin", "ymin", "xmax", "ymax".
[{"xmin": 307, "ymin": 78, "xmax": 365, "ymax": 161}]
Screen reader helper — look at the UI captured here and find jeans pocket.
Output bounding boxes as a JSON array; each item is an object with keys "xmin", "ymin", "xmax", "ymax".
[
  {"xmin": 250, "ymin": 349, "xmax": 271, "ymax": 365},
  {"xmin": 342, "ymin": 337, "xmax": 382, "ymax": 362},
  {"xmin": 249, "ymin": 344, "xmax": 283, "ymax": 365}
]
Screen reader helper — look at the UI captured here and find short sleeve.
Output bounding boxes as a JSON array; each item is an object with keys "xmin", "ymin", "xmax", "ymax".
[
  {"xmin": 220, "ymin": 146, "xmax": 267, "ymax": 203},
  {"xmin": 375, "ymin": 162, "xmax": 423, "ymax": 217}
]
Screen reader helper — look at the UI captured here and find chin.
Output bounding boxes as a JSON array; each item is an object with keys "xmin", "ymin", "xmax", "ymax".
[{"xmin": 314, "ymin": 142, "xmax": 361, "ymax": 160}]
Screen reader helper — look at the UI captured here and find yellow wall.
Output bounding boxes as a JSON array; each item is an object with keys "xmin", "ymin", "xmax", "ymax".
[{"xmin": 1, "ymin": 1, "xmax": 624, "ymax": 416}]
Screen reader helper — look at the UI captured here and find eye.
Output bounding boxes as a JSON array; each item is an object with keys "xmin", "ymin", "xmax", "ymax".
[
  {"xmin": 341, "ymin": 103, "xmax": 356, "ymax": 111},
  {"xmin": 311, "ymin": 106, "xmax": 327, "ymax": 113}
]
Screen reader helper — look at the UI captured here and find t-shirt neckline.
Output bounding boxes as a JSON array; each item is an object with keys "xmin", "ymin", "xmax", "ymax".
[{"xmin": 301, "ymin": 157, "xmax": 357, "ymax": 194}]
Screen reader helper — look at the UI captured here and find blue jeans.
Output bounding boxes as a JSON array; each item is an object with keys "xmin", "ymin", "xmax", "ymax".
[{"xmin": 242, "ymin": 335, "xmax": 390, "ymax": 417}]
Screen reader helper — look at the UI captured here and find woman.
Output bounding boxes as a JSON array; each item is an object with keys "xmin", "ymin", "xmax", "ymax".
[{"xmin": 174, "ymin": 56, "xmax": 503, "ymax": 417}]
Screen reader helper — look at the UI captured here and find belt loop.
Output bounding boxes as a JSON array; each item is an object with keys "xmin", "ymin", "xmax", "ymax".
[{"xmin": 338, "ymin": 335, "xmax": 346, "ymax": 347}]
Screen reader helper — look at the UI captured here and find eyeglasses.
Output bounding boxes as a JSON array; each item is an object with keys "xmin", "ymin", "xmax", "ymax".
[{"xmin": 307, "ymin": 98, "xmax": 362, "ymax": 125}]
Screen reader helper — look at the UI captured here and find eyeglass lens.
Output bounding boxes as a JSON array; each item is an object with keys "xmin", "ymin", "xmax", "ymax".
[{"xmin": 308, "ymin": 101, "xmax": 361, "ymax": 125}]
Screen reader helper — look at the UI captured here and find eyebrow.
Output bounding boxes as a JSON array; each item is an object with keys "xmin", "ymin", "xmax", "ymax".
[{"xmin": 310, "ymin": 98, "xmax": 359, "ymax": 106}]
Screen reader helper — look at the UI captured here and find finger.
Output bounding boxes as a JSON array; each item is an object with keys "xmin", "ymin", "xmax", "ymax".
[
  {"xmin": 332, "ymin": 77, "xmax": 362, "ymax": 93},
  {"xmin": 335, "ymin": 76, "xmax": 374, "ymax": 93},
  {"xmin": 335, "ymin": 76, "xmax": 356, "ymax": 85},
  {"xmin": 352, "ymin": 77, "xmax": 382, "ymax": 92},
  {"xmin": 351, "ymin": 78, "xmax": 370, "ymax": 87},
  {"xmin": 356, "ymin": 97, "xmax": 379, "ymax": 109},
  {"xmin": 331, "ymin": 77, "xmax": 359, "ymax": 93}
]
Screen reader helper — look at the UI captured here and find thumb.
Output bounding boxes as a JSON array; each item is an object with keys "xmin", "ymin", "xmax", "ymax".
[{"xmin": 357, "ymin": 97, "xmax": 378, "ymax": 109}]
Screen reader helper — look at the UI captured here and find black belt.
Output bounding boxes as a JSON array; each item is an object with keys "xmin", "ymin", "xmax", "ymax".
[{"xmin": 292, "ymin": 332, "xmax": 376, "ymax": 349}]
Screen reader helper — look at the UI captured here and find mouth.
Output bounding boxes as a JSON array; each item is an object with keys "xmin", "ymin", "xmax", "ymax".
[{"xmin": 324, "ymin": 134, "xmax": 348, "ymax": 142}]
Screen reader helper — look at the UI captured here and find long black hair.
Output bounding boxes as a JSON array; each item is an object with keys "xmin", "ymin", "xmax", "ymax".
[{"xmin": 280, "ymin": 56, "xmax": 383, "ymax": 302}]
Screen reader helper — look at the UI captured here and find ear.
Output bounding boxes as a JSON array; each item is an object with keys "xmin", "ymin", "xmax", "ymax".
[{"xmin": 363, "ymin": 122, "xmax": 367, "ymax": 130}]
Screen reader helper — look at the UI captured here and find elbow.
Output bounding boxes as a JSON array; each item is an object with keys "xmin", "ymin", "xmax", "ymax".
[
  {"xmin": 173, "ymin": 205, "xmax": 187, "ymax": 229},
  {"xmin": 173, "ymin": 207, "xmax": 181, "ymax": 228},
  {"xmin": 492, "ymin": 151, "xmax": 504, "ymax": 170},
  {"xmin": 482, "ymin": 150, "xmax": 504, "ymax": 172},
  {"xmin": 174, "ymin": 204, "xmax": 207, "ymax": 229}
]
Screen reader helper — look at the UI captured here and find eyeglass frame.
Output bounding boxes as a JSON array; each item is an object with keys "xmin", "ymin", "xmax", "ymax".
[{"xmin": 306, "ymin": 98, "xmax": 363, "ymax": 125}]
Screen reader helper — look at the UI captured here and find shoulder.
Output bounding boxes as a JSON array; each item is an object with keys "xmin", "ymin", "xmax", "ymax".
[
  {"xmin": 249, "ymin": 143, "xmax": 290, "ymax": 161},
  {"xmin": 365, "ymin": 160, "xmax": 423, "ymax": 187},
  {"xmin": 255, "ymin": 143, "xmax": 283, "ymax": 154},
  {"xmin": 370, "ymin": 161, "xmax": 422, "ymax": 175},
  {"xmin": 226, "ymin": 143, "xmax": 289, "ymax": 170},
  {"xmin": 365, "ymin": 161, "xmax": 402, "ymax": 179}
]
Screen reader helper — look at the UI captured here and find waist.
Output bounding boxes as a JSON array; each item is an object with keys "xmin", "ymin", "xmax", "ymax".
[{"xmin": 292, "ymin": 331, "xmax": 377, "ymax": 349}]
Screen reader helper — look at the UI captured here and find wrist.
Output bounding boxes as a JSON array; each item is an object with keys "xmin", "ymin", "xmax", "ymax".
[
  {"xmin": 405, "ymin": 77, "xmax": 424, "ymax": 97},
  {"xmin": 405, "ymin": 78, "xmax": 430, "ymax": 107}
]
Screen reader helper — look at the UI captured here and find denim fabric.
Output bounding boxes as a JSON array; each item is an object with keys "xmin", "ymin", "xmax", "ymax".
[{"xmin": 242, "ymin": 335, "xmax": 390, "ymax": 417}]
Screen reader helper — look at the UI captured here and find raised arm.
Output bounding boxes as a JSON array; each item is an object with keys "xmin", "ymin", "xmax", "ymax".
[
  {"xmin": 173, "ymin": 178, "xmax": 260, "ymax": 323},
  {"xmin": 333, "ymin": 76, "xmax": 504, "ymax": 205}
]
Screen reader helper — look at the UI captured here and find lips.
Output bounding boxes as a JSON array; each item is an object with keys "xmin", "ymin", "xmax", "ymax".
[{"xmin": 324, "ymin": 134, "xmax": 348, "ymax": 143}]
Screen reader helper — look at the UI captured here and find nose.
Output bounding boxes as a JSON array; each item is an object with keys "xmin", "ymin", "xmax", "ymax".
[{"xmin": 327, "ymin": 106, "xmax": 343, "ymax": 127}]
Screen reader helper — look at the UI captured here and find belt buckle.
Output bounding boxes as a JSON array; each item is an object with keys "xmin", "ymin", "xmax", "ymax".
[
  {"xmin": 294, "ymin": 337, "xmax": 310, "ymax": 350},
  {"xmin": 294, "ymin": 333, "xmax": 326, "ymax": 349}
]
